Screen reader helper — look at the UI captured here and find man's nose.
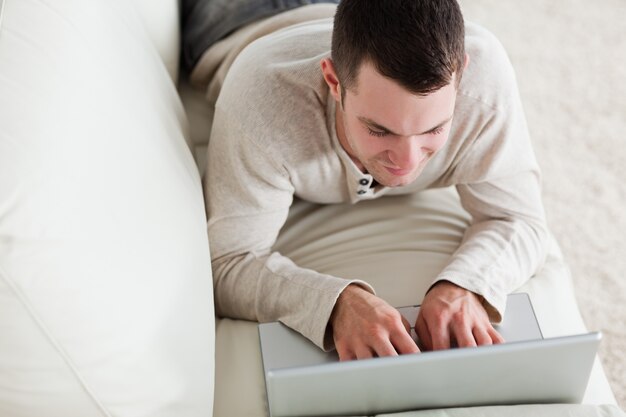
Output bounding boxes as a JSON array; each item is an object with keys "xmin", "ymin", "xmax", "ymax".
[{"xmin": 388, "ymin": 137, "xmax": 423, "ymax": 169}]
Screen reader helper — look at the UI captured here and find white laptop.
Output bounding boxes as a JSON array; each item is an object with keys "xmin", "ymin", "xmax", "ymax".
[{"xmin": 258, "ymin": 293, "xmax": 601, "ymax": 417}]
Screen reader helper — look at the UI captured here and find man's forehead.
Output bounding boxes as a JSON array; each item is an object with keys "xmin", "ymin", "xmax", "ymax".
[{"xmin": 347, "ymin": 60, "xmax": 460, "ymax": 97}]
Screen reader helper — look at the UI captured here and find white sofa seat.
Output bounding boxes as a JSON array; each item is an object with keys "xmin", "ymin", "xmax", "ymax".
[{"xmin": 210, "ymin": 189, "xmax": 622, "ymax": 416}]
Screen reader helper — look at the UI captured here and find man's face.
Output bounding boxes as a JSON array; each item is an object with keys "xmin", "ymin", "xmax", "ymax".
[{"xmin": 330, "ymin": 61, "xmax": 458, "ymax": 188}]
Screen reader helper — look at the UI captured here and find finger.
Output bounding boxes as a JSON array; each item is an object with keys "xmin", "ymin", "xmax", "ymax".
[
  {"xmin": 428, "ymin": 315, "xmax": 451, "ymax": 351},
  {"xmin": 415, "ymin": 314, "xmax": 432, "ymax": 351},
  {"xmin": 390, "ymin": 327, "xmax": 420, "ymax": 355},
  {"xmin": 354, "ymin": 344, "xmax": 374, "ymax": 360},
  {"xmin": 401, "ymin": 316, "xmax": 411, "ymax": 334},
  {"xmin": 472, "ymin": 326, "xmax": 493, "ymax": 346},
  {"xmin": 450, "ymin": 318, "xmax": 477, "ymax": 348},
  {"xmin": 337, "ymin": 349, "xmax": 355, "ymax": 362},
  {"xmin": 488, "ymin": 326, "xmax": 505, "ymax": 344},
  {"xmin": 371, "ymin": 338, "xmax": 399, "ymax": 358},
  {"xmin": 335, "ymin": 341, "xmax": 355, "ymax": 362}
]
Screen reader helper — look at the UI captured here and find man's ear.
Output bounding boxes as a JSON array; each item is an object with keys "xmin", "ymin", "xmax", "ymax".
[{"xmin": 320, "ymin": 58, "xmax": 342, "ymax": 102}]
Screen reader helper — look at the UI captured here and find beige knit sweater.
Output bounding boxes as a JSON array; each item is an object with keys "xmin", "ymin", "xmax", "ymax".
[{"xmin": 204, "ymin": 18, "xmax": 548, "ymax": 350}]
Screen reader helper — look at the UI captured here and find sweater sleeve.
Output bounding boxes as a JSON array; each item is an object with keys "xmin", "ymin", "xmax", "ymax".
[
  {"xmin": 434, "ymin": 82, "xmax": 548, "ymax": 323},
  {"xmin": 204, "ymin": 107, "xmax": 374, "ymax": 350}
]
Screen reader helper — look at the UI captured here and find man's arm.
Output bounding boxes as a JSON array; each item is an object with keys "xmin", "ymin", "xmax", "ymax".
[
  {"xmin": 415, "ymin": 172, "xmax": 546, "ymax": 350},
  {"xmin": 206, "ymin": 107, "xmax": 380, "ymax": 350},
  {"xmin": 416, "ymin": 68, "xmax": 549, "ymax": 349}
]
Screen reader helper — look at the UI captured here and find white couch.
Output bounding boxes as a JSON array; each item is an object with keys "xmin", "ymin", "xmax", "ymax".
[{"xmin": 0, "ymin": 0, "xmax": 623, "ymax": 416}]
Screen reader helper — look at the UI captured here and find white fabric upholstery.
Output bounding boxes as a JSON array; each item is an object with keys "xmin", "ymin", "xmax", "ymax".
[
  {"xmin": 212, "ymin": 188, "xmax": 620, "ymax": 416},
  {"xmin": 0, "ymin": 0, "xmax": 214, "ymax": 416},
  {"xmin": 131, "ymin": 0, "xmax": 181, "ymax": 82}
]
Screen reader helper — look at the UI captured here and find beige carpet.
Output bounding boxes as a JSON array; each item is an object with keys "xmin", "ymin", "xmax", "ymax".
[{"xmin": 457, "ymin": 0, "xmax": 626, "ymax": 407}]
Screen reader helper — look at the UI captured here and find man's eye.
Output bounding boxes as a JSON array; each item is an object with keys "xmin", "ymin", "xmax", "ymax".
[{"xmin": 367, "ymin": 127, "xmax": 388, "ymax": 137}]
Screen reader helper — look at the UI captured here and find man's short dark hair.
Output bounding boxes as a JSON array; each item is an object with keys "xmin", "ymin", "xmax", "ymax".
[{"xmin": 331, "ymin": 0, "xmax": 466, "ymax": 97}]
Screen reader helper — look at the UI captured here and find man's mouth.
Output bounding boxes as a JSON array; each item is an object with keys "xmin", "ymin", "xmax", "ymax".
[
  {"xmin": 384, "ymin": 166, "xmax": 413, "ymax": 176},
  {"xmin": 381, "ymin": 152, "xmax": 433, "ymax": 177}
]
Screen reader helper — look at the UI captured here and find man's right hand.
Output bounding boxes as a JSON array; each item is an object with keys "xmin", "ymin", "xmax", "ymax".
[{"xmin": 329, "ymin": 284, "xmax": 420, "ymax": 361}]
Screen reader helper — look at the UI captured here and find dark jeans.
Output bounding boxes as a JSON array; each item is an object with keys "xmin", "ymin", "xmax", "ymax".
[{"xmin": 181, "ymin": 0, "xmax": 340, "ymax": 71}]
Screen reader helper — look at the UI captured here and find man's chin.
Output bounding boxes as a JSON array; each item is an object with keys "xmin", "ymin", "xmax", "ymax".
[
  {"xmin": 382, "ymin": 177, "xmax": 415, "ymax": 188},
  {"xmin": 374, "ymin": 171, "xmax": 420, "ymax": 188}
]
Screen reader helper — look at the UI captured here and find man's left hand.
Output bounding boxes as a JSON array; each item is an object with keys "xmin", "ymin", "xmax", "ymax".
[{"xmin": 415, "ymin": 281, "xmax": 505, "ymax": 351}]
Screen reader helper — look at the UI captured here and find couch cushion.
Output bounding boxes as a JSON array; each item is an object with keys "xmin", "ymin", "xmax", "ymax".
[
  {"xmin": 131, "ymin": 0, "xmax": 181, "ymax": 82},
  {"xmin": 0, "ymin": 1, "xmax": 214, "ymax": 416},
  {"xmin": 213, "ymin": 188, "xmax": 618, "ymax": 416}
]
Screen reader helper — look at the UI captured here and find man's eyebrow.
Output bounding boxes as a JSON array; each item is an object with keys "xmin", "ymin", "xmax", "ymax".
[{"xmin": 358, "ymin": 115, "xmax": 453, "ymax": 136}]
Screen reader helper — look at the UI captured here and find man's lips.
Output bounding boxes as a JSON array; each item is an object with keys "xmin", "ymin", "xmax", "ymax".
[
  {"xmin": 381, "ymin": 152, "xmax": 432, "ymax": 177},
  {"xmin": 384, "ymin": 166, "xmax": 413, "ymax": 176}
]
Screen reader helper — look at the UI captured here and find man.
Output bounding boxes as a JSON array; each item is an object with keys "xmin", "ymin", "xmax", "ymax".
[{"xmin": 184, "ymin": 0, "xmax": 547, "ymax": 361}]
